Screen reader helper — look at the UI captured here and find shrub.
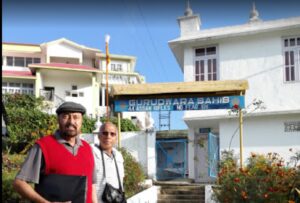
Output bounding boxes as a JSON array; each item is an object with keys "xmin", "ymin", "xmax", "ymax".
[
  {"xmin": 2, "ymin": 153, "xmax": 26, "ymax": 202},
  {"xmin": 213, "ymin": 150, "xmax": 300, "ymax": 203},
  {"xmin": 119, "ymin": 147, "xmax": 146, "ymax": 198},
  {"xmin": 3, "ymin": 94, "xmax": 57, "ymax": 154},
  {"xmin": 101, "ymin": 117, "xmax": 140, "ymax": 132}
]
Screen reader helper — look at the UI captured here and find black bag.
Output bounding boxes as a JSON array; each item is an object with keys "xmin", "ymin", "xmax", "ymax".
[
  {"xmin": 100, "ymin": 148, "xmax": 127, "ymax": 203},
  {"xmin": 102, "ymin": 182, "xmax": 126, "ymax": 203}
]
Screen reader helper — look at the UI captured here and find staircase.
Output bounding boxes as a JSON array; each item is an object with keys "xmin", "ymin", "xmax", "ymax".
[{"xmin": 156, "ymin": 182, "xmax": 205, "ymax": 203}]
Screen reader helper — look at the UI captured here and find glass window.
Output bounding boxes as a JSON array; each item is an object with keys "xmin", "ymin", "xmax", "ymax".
[
  {"xmin": 195, "ymin": 48, "xmax": 205, "ymax": 56},
  {"xmin": 7, "ymin": 57, "xmax": 13, "ymax": 66},
  {"xmin": 33, "ymin": 58, "xmax": 41, "ymax": 63},
  {"xmin": 290, "ymin": 38, "xmax": 296, "ymax": 46},
  {"xmin": 111, "ymin": 64, "xmax": 116, "ymax": 71},
  {"xmin": 283, "ymin": 36, "xmax": 300, "ymax": 82},
  {"xmin": 206, "ymin": 47, "xmax": 216, "ymax": 55},
  {"xmin": 72, "ymin": 85, "xmax": 77, "ymax": 90},
  {"xmin": 15, "ymin": 57, "xmax": 25, "ymax": 67},
  {"xmin": 195, "ymin": 46, "xmax": 218, "ymax": 81},
  {"xmin": 26, "ymin": 58, "xmax": 33, "ymax": 67},
  {"xmin": 66, "ymin": 91, "xmax": 71, "ymax": 96}
]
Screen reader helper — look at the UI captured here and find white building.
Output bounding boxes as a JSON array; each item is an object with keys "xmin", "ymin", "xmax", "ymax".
[
  {"xmin": 169, "ymin": 3, "xmax": 300, "ymax": 182},
  {"xmin": 2, "ymin": 38, "xmax": 153, "ymax": 130}
]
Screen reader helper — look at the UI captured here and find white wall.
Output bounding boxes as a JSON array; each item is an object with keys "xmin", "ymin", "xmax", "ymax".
[
  {"xmin": 184, "ymin": 29, "xmax": 300, "ymax": 120},
  {"xmin": 121, "ymin": 131, "xmax": 156, "ymax": 179},
  {"xmin": 40, "ymin": 70, "xmax": 95, "ymax": 116},
  {"xmin": 127, "ymin": 186, "xmax": 159, "ymax": 203},
  {"xmin": 47, "ymin": 42, "xmax": 82, "ymax": 62},
  {"xmin": 219, "ymin": 113, "xmax": 300, "ymax": 164}
]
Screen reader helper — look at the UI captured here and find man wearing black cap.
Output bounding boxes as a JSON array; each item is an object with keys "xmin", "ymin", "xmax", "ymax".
[{"xmin": 13, "ymin": 101, "xmax": 98, "ymax": 203}]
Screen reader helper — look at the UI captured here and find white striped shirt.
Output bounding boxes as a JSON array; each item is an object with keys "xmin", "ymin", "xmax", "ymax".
[{"xmin": 91, "ymin": 144, "xmax": 124, "ymax": 203}]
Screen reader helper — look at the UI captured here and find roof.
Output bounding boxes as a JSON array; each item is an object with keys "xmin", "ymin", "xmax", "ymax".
[
  {"xmin": 29, "ymin": 63, "xmax": 101, "ymax": 73},
  {"xmin": 2, "ymin": 70, "xmax": 36, "ymax": 79},
  {"xmin": 41, "ymin": 38, "xmax": 101, "ymax": 53},
  {"xmin": 156, "ymin": 130, "xmax": 188, "ymax": 139},
  {"xmin": 111, "ymin": 80, "xmax": 248, "ymax": 99},
  {"xmin": 169, "ymin": 16, "xmax": 300, "ymax": 70},
  {"xmin": 170, "ymin": 16, "xmax": 300, "ymax": 43}
]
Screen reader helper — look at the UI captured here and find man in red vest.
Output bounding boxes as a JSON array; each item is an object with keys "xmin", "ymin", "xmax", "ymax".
[{"xmin": 13, "ymin": 101, "xmax": 98, "ymax": 203}]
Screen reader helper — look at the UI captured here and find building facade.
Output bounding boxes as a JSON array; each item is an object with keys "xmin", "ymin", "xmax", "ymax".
[
  {"xmin": 2, "ymin": 38, "xmax": 152, "ymax": 130},
  {"xmin": 169, "ymin": 4, "xmax": 300, "ymax": 182}
]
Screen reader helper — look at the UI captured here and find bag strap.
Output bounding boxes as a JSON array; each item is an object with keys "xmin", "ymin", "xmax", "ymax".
[
  {"xmin": 99, "ymin": 146, "xmax": 123, "ymax": 191},
  {"xmin": 112, "ymin": 152, "xmax": 123, "ymax": 192}
]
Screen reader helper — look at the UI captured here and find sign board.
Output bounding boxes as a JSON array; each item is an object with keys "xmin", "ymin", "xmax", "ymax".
[{"xmin": 114, "ymin": 96, "xmax": 244, "ymax": 112}]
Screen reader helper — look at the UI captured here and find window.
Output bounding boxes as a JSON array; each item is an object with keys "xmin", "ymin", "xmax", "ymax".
[
  {"xmin": 7, "ymin": 57, "xmax": 13, "ymax": 66},
  {"xmin": 2, "ymin": 82, "xmax": 34, "ymax": 95},
  {"xmin": 194, "ymin": 46, "xmax": 218, "ymax": 81},
  {"xmin": 284, "ymin": 121, "xmax": 300, "ymax": 132},
  {"xmin": 26, "ymin": 58, "xmax": 33, "ymax": 67},
  {"xmin": 33, "ymin": 58, "xmax": 41, "ymax": 63},
  {"xmin": 14, "ymin": 57, "xmax": 25, "ymax": 67},
  {"xmin": 283, "ymin": 36, "xmax": 300, "ymax": 82},
  {"xmin": 111, "ymin": 63, "xmax": 123, "ymax": 71},
  {"xmin": 4, "ymin": 56, "xmax": 41, "ymax": 67},
  {"xmin": 111, "ymin": 64, "xmax": 116, "ymax": 71},
  {"xmin": 117, "ymin": 64, "xmax": 122, "ymax": 71}
]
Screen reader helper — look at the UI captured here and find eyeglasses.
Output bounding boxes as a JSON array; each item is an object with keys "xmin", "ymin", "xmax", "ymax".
[{"xmin": 101, "ymin": 131, "xmax": 116, "ymax": 137}]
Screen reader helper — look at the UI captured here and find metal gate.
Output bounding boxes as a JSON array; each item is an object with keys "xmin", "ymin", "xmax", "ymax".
[
  {"xmin": 156, "ymin": 139, "xmax": 187, "ymax": 180},
  {"xmin": 208, "ymin": 132, "xmax": 219, "ymax": 178}
]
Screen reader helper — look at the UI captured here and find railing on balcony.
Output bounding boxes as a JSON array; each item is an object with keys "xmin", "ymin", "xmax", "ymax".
[
  {"xmin": 40, "ymin": 89, "xmax": 65, "ymax": 114},
  {"xmin": 40, "ymin": 89, "xmax": 54, "ymax": 101}
]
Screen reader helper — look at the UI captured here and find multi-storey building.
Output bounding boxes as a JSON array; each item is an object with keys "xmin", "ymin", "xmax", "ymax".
[
  {"xmin": 2, "ymin": 38, "xmax": 152, "ymax": 130},
  {"xmin": 169, "ymin": 3, "xmax": 300, "ymax": 182}
]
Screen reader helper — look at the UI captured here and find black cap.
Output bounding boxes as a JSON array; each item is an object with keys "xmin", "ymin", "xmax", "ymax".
[{"xmin": 56, "ymin": 101, "xmax": 86, "ymax": 115}]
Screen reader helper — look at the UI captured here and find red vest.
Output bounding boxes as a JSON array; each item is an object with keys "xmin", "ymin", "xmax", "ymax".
[{"xmin": 37, "ymin": 135, "xmax": 94, "ymax": 203}]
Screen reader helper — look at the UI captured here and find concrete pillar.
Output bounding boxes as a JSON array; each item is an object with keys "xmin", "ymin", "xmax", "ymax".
[
  {"xmin": 188, "ymin": 128, "xmax": 195, "ymax": 179},
  {"xmin": 35, "ymin": 69, "xmax": 42, "ymax": 98}
]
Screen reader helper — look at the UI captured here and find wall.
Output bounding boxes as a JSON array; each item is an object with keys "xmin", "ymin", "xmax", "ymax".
[
  {"xmin": 83, "ymin": 131, "xmax": 157, "ymax": 179},
  {"xmin": 184, "ymin": 28, "xmax": 300, "ymax": 119},
  {"xmin": 47, "ymin": 42, "xmax": 82, "ymax": 63},
  {"xmin": 219, "ymin": 113, "xmax": 300, "ymax": 163},
  {"xmin": 40, "ymin": 70, "xmax": 95, "ymax": 116},
  {"xmin": 121, "ymin": 131, "xmax": 156, "ymax": 179}
]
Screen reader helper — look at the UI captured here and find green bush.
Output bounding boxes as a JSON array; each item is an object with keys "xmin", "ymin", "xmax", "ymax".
[
  {"xmin": 101, "ymin": 117, "xmax": 140, "ymax": 132},
  {"xmin": 213, "ymin": 150, "xmax": 300, "ymax": 203},
  {"xmin": 2, "ymin": 153, "xmax": 26, "ymax": 202},
  {"xmin": 82, "ymin": 116, "xmax": 97, "ymax": 133},
  {"xmin": 3, "ymin": 94, "xmax": 57, "ymax": 154},
  {"xmin": 119, "ymin": 147, "xmax": 146, "ymax": 198}
]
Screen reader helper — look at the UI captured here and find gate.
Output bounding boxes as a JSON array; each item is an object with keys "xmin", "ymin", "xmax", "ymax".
[
  {"xmin": 208, "ymin": 132, "xmax": 219, "ymax": 178},
  {"xmin": 156, "ymin": 139, "xmax": 187, "ymax": 180}
]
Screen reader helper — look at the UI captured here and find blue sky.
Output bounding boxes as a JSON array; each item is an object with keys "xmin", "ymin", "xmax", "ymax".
[{"xmin": 3, "ymin": 0, "xmax": 300, "ymax": 130}]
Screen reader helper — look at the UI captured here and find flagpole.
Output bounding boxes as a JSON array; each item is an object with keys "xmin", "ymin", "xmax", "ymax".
[{"xmin": 105, "ymin": 34, "xmax": 110, "ymax": 121}]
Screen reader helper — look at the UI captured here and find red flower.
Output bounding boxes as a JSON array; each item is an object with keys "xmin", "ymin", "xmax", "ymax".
[
  {"xmin": 234, "ymin": 177, "xmax": 240, "ymax": 183},
  {"xmin": 233, "ymin": 104, "xmax": 239, "ymax": 109}
]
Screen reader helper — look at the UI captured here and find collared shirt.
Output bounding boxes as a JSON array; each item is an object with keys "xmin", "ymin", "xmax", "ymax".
[
  {"xmin": 16, "ymin": 131, "xmax": 97, "ymax": 184},
  {"xmin": 92, "ymin": 144, "xmax": 124, "ymax": 203}
]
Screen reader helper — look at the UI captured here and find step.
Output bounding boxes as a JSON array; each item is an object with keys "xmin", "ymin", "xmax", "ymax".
[
  {"xmin": 158, "ymin": 194, "xmax": 203, "ymax": 200},
  {"xmin": 159, "ymin": 188, "xmax": 204, "ymax": 195},
  {"xmin": 157, "ymin": 199, "xmax": 205, "ymax": 203}
]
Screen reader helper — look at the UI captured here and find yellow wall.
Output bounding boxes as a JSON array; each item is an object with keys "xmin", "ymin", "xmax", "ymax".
[{"xmin": 2, "ymin": 44, "xmax": 41, "ymax": 53}]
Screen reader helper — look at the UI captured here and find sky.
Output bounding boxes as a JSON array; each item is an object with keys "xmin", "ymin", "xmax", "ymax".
[{"xmin": 3, "ymin": 0, "xmax": 300, "ymax": 130}]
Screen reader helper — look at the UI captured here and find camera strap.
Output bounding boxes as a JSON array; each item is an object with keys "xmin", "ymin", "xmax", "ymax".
[{"xmin": 100, "ymin": 147, "xmax": 123, "ymax": 192}]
